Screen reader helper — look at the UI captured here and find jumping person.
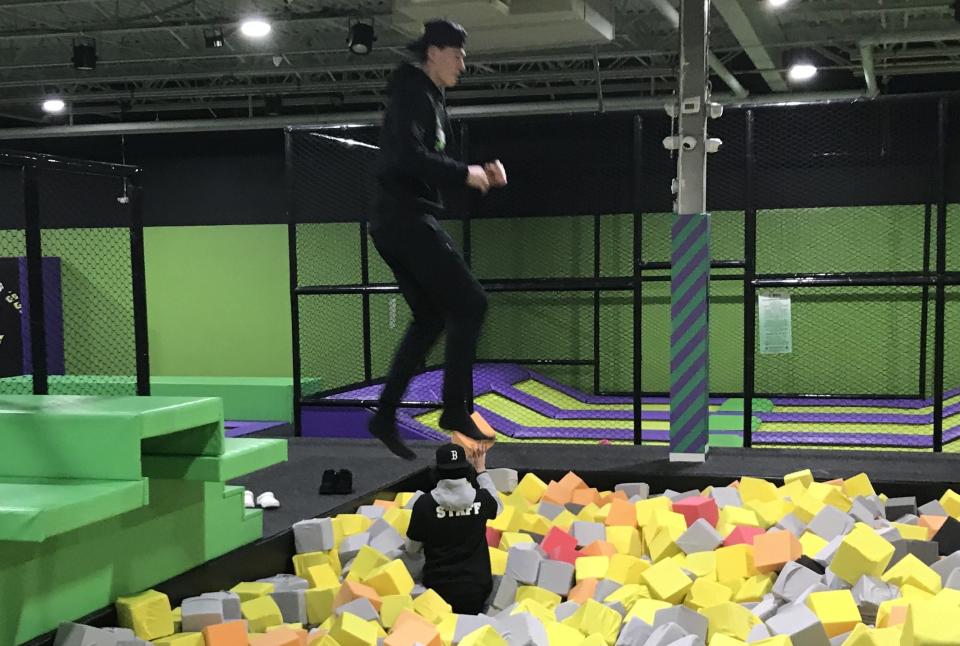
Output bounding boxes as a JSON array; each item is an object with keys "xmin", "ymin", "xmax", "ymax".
[
  {"xmin": 406, "ymin": 441, "xmax": 502, "ymax": 614},
  {"xmin": 368, "ymin": 19, "xmax": 507, "ymax": 459}
]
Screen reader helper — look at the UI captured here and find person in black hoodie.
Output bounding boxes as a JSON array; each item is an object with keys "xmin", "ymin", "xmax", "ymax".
[
  {"xmin": 406, "ymin": 441, "xmax": 503, "ymax": 614},
  {"xmin": 368, "ymin": 19, "xmax": 508, "ymax": 460}
]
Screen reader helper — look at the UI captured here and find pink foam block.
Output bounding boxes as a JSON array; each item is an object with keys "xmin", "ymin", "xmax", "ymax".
[
  {"xmin": 541, "ymin": 527, "xmax": 578, "ymax": 559},
  {"xmin": 486, "ymin": 527, "xmax": 502, "ymax": 547},
  {"xmin": 672, "ymin": 496, "xmax": 719, "ymax": 528},
  {"xmin": 723, "ymin": 525, "xmax": 765, "ymax": 546}
]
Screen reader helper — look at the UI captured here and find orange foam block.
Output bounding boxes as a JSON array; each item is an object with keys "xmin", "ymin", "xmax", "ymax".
[
  {"xmin": 386, "ymin": 610, "xmax": 442, "ymax": 646},
  {"xmin": 542, "ymin": 481, "xmax": 574, "ymax": 506},
  {"xmin": 571, "ymin": 488, "xmax": 602, "ymax": 507},
  {"xmin": 202, "ymin": 621, "xmax": 248, "ymax": 646},
  {"xmin": 451, "ymin": 432, "xmax": 495, "ymax": 453},
  {"xmin": 920, "ymin": 515, "xmax": 947, "ymax": 539},
  {"xmin": 373, "ymin": 499, "xmax": 398, "ymax": 511},
  {"xmin": 605, "ymin": 499, "xmax": 638, "ymax": 528},
  {"xmin": 558, "ymin": 472, "xmax": 588, "ymax": 491},
  {"xmin": 333, "ymin": 580, "xmax": 382, "ymax": 612},
  {"xmin": 568, "ymin": 578, "xmax": 599, "ymax": 605},
  {"xmin": 472, "ymin": 411, "xmax": 497, "ymax": 439},
  {"xmin": 754, "ymin": 530, "xmax": 803, "ymax": 574},
  {"xmin": 250, "ymin": 628, "xmax": 304, "ymax": 646},
  {"xmin": 581, "ymin": 540, "xmax": 618, "ymax": 557}
]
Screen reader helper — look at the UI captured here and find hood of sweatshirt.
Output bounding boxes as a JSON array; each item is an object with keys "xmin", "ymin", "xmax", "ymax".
[
  {"xmin": 386, "ymin": 61, "xmax": 442, "ymax": 100},
  {"xmin": 431, "ymin": 477, "xmax": 477, "ymax": 510}
]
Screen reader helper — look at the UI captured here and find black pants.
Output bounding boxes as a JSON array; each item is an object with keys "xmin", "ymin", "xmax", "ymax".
[
  {"xmin": 370, "ymin": 215, "xmax": 488, "ymax": 416},
  {"xmin": 429, "ymin": 580, "xmax": 492, "ymax": 615}
]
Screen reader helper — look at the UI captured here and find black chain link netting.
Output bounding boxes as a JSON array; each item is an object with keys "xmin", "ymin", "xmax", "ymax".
[
  {"xmin": 0, "ymin": 161, "xmax": 141, "ymax": 396},
  {"xmin": 945, "ymin": 287, "xmax": 960, "ymax": 453}
]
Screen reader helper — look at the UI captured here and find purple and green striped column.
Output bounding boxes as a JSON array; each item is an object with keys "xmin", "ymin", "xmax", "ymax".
[{"xmin": 670, "ymin": 213, "xmax": 710, "ymax": 460}]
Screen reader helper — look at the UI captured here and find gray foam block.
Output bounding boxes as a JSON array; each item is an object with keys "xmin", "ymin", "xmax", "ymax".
[
  {"xmin": 537, "ymin": 502, "xmax": 565, "ymax": 521},
  {"xmin": 564, "ymin": 502, "xmax": 585, "ymax": 515},
  {"xmin": 570, "ymin": 521, "xmax": 606, "ymax": 547},
  {"xmin": 412, "ymin": 582, "xmax": 427, "ymax": 595},
  {"xmin": 945, "ymin": 569, "xmax": 960, "ymax": 591},
  {"xmin": 259, "ymin": 573, "xmax": 310, "ymax": 592},
  {"xmin": 615, "ymin": 483, "xmax": 650, "ymax": 500},
  {"xmin": 404, "ymin": 537, "xmax": 423, "ymax": 554},
  {"xmin": 655, "ymin": 605, "xmax": 708, "ymax": 641},
  {"xmin": 919, "ymin": 500, "xmax": 947, "ymax": 516},
  {"xmin": 751, "ymin": 595, "xmax": 779, "ymax": 621},
  {"xmin": 813, "ymin": 536, "xmax": 844, "ymax": 567},
  {"xmin": 666, "ymin": 489, "xmax": 701, "ymax": 502},
  {"xmin": 200, "ymin": 591, "xmax": 242, "ymax": 621},
  {"xmin": 858, "ymin": 496, "xmax": 885, "ymax": 519},
  {"xmin": 824, "ymin": 570, "xmax": 851, "ymax": 590},
  {"xmin": 615, "ymin": 617, "xmax": 654, "ymax": 646},
  {"xmin": 293, "ymin": 517, "xmax": 335, "ymax": 554},
  {"xmin": 181, "ymin": 596, "xmax": 225, "ymax": 632},
  {"xmin": 643, "ymin": 623, "xmax": 690, "ymax": 646},
  {"xmin": 894, "ymin": 514, "xmax": 921, "ymax": 525},
  {"xmin": 875, "ymin": 526, "xmax": 902, "ymax": 543},
  {"xmin": 605, "ymin": 601, "xmax": 627, "ymax": 617},
  {"xmin": 370, "ymin": 524, "xmax": 406, "ymax": 555},
  {"xmin": 53, "ymin": 623, "xmax": 115, "ymax": 646},
  {"xmin": 710, "ymin": 487, "xmax": 743, "ymax": 509},
  {"xmin": 593, "ymin": 578, "xmax": 622, "ymax": 602},
  {"xmin": 765, "ymin": 604, "xmax": 831, "ymax": 646},
  {"xmin": 101, "ymin": 629, "xmax": 137, "ymax": 642},
  {"xmin": 555, "ymin": 601, "xmax": 580, "ymax": 623},
  {"xmin": 404, "ymin": 491, "xmax": 424, "ymax": 509},
  {"xmin": 665, "ymin": 637, "xmax": 704, "ymax": 646},
  {"xmin": 488, "ymin": 469, "xmax": 519, "ymax": 494},
  {"xmin": 368, "ymin": 518, "xmax": 393, "ymax": 537},
  {"xmin": 338, "ymin": 531, "xmax": 371, "ymax": 562},
  {"xmin": 931, "ymin": 550, "xmax": 960, "ymax": 586},
  {"xmin": 676, "ymin": 518, "xmax": 722, "ymax": 555},
  {"xmin": 891, "ymin": 539, "xmax": 940, "ymax": 567},
  {"xmin": 747, "ymin": 623, "xmax": 772, "ymax": 642},
  {"xmin": 852, "ymin": 575, "xmax": 899, "ymax": 617},
  {"xmin": 536, "ymin": 559, "xmax": 575, "ymax": 597},
  {"xmin": 401, "ymin": 550, "xmax": 425, "ymax": 581},
  {"xmin": 492, "ymin": 576, "xmax": 520, "ymax": 610},
  {"xmin": 774, "ymin": 513, "xmax": 807, "ymax": 539},
  {"xmin": 829, "ymin": 633, "xmax": 851, "ymax": 646},
  {"xmin": 271, "ymin": 589, "xmax": 307, "ymax": 624},
  {"xmin": 773, "ymin": 561, "xmax": 825, "ymax": 602},
  {"xmin": 495, "ymin": 603, "xmax": 520, "ymax": 620},
  {"xmin": 498, "ymin": 612, "xmax": 550, "ymax": 646},
  {"xmin": 807, "ymin": 507, "xmax": 854, "ymax": 541},
  {"xmin": 506, "ymin": 544, "xmax": 546, "ymax": 585},
  {"xmin": 116, "ymin": 641, "xmax": 153, "ymax": 646},
  {"xmin": 792, "ymin": 583, "xmax": 829, "ymax": 606},
  {"xmin": 885, "ymin": 496, "xmax": 918, "ymax": 520},
  {"xmin": 357, "ymin": 504, "xmax": 386, "ymax": 520},
  {"xmin": 849, "ymin": 499, "xmax": 878, "ymax": 524},
  {"xmin": 335, "ymin": 597, "xmax": 380, "ymax": 622},
  {"xmin": 454, "ymin": 614, "xmax": 497, "ymax": 643}
]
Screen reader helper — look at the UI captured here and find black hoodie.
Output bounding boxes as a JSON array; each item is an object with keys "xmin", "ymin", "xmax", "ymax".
[{"xmin": 373, "ymin": 62, "xmax": 468, "ymax": 227}]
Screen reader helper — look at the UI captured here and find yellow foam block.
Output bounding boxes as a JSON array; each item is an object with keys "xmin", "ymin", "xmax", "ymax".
[
  {"xmin": 709, "ymin": 635, "xmax": 748, "ymax": 646},
  {"xmin": 460, "ymin": 625, "xmax": 507, "ymax": 646},
  {"xmin": 830, "ymin": 524, "xmax": 896, "ymax": 585},
  {"xmin": 606, "ymin": 553, "xmax": 649, "ymax": 585},
  {"xmin": 700, "ymin": 601, "xmax": 760, "ymax": 641},
  {"xmin": 934, "ymin": 587, "xmax": 960, "ymax": 607},
  {"xmin": 116, "ymin": 589, "xmax": 175, "ymax": 641},
  {"xmin": 329, "ymin": 613, "xmax": 379, "ymax": 646},
  {"xmin": 807, "ymin": 482, "xmax": 851, "ymax": 512},
  {"xmin": 805, "ymin": 590, "xmax": 861, "ymax": 637},
  {"xmin": 562, "ymin": 599, "xmax": 622, "ymax": 645},
  {"xmin": 750, "ymin": 637, "xmax": 792, "ymax": 646},
  {"xmin": 517, "ymin": 586, "xmax": 562, "ymax": 610},
  {"xmin": 489, "ymin": 547, "xmax": 508, "ymax": 576},
  {"xmin": 241, "ymin": 596, "xmax": 284, "ymax": 633},
  {"xmin": 647, "ymin": 524, "xmax": 684, "ymax": 562},
  {"xmin": 746, "ymin": 499, "xmax": 792, "ymax": 529},
  {"xmin": 843, "ymin": 473, "xmax": 876, "ymax": 498},
  {"xmin": 487, "ymin": 506, "xmax": 517, "ymax": 533},
  {"xmin": 939, "ymin": 489, "xmax": 960, "ymax": 519},
  {"xmin": 882, "ymin": 554, "xmax": 942, "ymax": 595},
  {"xmin": 685, "ymin": 577, "xmax": 733, "ymax": 610},
  {"xmin": 519, "ymin": 513, "xmax": 553, "ymax": 536},
  {"xmin": 413, "ymin": 588, "xmax": 453, "ymax": 623},
  {"xmin": 365, "ymin": 559, "xmax": 415, "ymax": 596},
  {"xmin": 717, "ymin": 507, "xmax": 761, "ymax": 536},
  {"xmin": 593, "ymin": 502, "xmax": 612, "ymax": 524},
  {"xmin": 575, "ymin": 555, "xmax": 611, "ymax": 581},
  {"xmin": 685, "ymin": 551, "xmax": 717, "ymax": 579},
  {"xmin": 379, "ymin": 594, "xmax": 414, "ymax": 630},
  {"xmin": 778, "ymin": 480, "xmax": 809, "ymax": 504},
  {"xmin": 876, "ymin": 599, "xmax": 911, "ymax": 628},
  {"xmin": 509, "ymin": 599, "xmax": 554, "ymax": 627},
  {"xmin": 394, "ymin": 491, "xmax": 416, "ymax": 507},
  {"xmin": 499, "ymin": 531, "xmax": 535, "ymax": 550},
  {"xmin": 346, "ymin": 545, "xmax": 390, "ymax": 582},
  {"xmin": 580, "ymin": 634, "xmax": 607, "ymax": 646},
  {"xmin": 437, "ymin": 613, "xmax": 458, "ymax": 645},
  {"xmin": 732, "ymin": 573, "xmax": 774, "ymax": 603},
  {"xmin": 606, "ymin": 526, "xmax": 643, "ymax": 557},
  {"xmin": 604, "ymin": 584, "xmax": 645, "ymax": 609},
  {"xmin": 793, "ymin": 493, "xmax": 827, "ymax": 524},
  {"xmin": 294, "ymin": 551, "xmax": 335, "ymax": 579},
  {"xmin": 153, "ymin": 633, "xmax": 204, "ymax": 646},
  {"xmin": 739, "ymin": 477, "xmax": 779, "ymax": 504},
  {"xmin": 516, "ymin": 473, "xmax": 549, "ymax": 504},
  {"xmin": 265, "ymin": 624, "xmax": 303, "ymax": 632},
  {"xmin": 647, "ymin": 509, "xmax": 687, "ymax": 535},
  {"xmin": 551, "ymin": 509, "xmax": 577, "ymax": 532},
  {"xmin": 626, "ymin": 598, "xmax": 672, "ymax": 624},
  {"xmin": 903, "ymin": 599, "xmax": 960, "ymax": 645},
  {"xmin": 842, "ymin": 622, "xmax": 903, "ymax": 646},
  {"xmin": 576, "ymin": 503, "xmax": 602, "ymax": 523},
  {"xmin": 715, "ymin": 544, "xmax": 757, "ymax": 585},
  {"xmin": 336, "ymin": 514, "xmax": 372, "ymax": 537},
  {"xmin": 384, "ymin": 507, "xmax": 411, "ymax": 536},
  {"xmin": 799, "ymin": 531, "xmax": 829, "ymax": 559},
  {"xmin": 544, "ymin": 620, "xmax": 587, "ymax": 645},
  {"xmin": 901, "ymin": 584, "xmax": 935, "ymax": 602},
  {"xmin": 641, "ymin": 559, "xmax": 693, "ymax": 604},
  {"xmin": 783, "ymin": 468, "xmax": 813, "ymax": 487},
  {"xmin": 306, "ymin": 564, "xmax": 341, "ymax": 590},
  {"xmin": 635, "ymin": 497, "xmax": 673, "ymax": 528},
  {"xmin": 305, "ymin": 587, "xmax": 338, "ymax": 626},
  {"xmin": 893, "ymin": 523, "xmax": 930, "ymax": 542},
  {"xmin": 503, "ymin": 492, "xmax": 533, "ymax": 515}
]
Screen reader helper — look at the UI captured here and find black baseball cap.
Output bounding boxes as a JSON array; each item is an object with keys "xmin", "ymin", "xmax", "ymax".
[
  {"xmin": 435, "ymin": 442, "xmax": 470, "ymax": 477},
  {"xmin": 406, "ymin": 19, "xmax": 468, "ymax": 55}
]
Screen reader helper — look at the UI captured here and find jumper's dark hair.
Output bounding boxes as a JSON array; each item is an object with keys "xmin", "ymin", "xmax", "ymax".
[{"xmin": 406, "ymin": 19, "xmax": 467, "ymax": 62}]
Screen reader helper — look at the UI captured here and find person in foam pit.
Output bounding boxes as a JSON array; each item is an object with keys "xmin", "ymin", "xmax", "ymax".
[
  {"xmin": 367, "ymin": 18, "xmax": 508, "ymax": 460},
  {"xmin": 406, "ymin": 441, "xmax": 503, "ymax": 614}
]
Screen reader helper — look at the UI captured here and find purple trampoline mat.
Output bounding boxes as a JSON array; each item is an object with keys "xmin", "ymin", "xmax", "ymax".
[
  {"xmin": 771, "ymin": 387, "xmax": 960, "ymax": 410},
  {"xmin": 224, "ymin": 420, "xmax": 286, "ymax": 438}
]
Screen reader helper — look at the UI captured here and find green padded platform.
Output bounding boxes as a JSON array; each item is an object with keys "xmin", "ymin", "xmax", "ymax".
[
  {"xmin": 151, "ymin": 376, "xmax": 309, "ymax": 422},
  {"xmin": 0, "ymin": 477, "xmax": 148, "ymax": 542},
  {"xmin": 142, "ymin": 438, "xmax": 288, "ymax": 482}
]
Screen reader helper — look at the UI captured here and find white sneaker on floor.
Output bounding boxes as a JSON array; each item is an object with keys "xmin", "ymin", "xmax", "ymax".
[
  {"xmin": 257, "ymin": 491, "xmax": 280, "ymax": 509},
  {"xmin": 244, "ymin": 489, "xmax": 255, "ymax": 509}
]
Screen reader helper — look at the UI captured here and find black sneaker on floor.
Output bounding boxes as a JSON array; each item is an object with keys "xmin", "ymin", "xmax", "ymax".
[
  {"xmin": 368, "ymin": 416, "xmax": 417, "ymax": 461},
  {"xmin": 335, "ymin": 469, "xmax": 354, "ymax": 494},
  {"xmin": 438, "ymin": 411, "xmax": 489, "ymax": 442},
  {"xmin": 318, "ymin": 469, "xmax": 337, "ymax": 494}
]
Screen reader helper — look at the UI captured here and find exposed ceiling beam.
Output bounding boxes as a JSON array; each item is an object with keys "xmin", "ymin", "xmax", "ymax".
[{"xmin": 712, "ymin": 0, "xmax": 789, "ymax": 92}]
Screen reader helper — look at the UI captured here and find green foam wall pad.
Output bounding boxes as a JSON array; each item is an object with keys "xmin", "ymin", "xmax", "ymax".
[
  {"xmin": 142, "ymin": 438, "xmax": 287, "ymax": 482},
  {"xmin": 150, "ymin": 376, "xmax": 306, "ymax": 422}
]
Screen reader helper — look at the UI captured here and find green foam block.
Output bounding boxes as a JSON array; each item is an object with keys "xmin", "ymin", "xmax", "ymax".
[
  {"xmin": 151, "ymin": 376, "xmax": 308, "ymax": 422},
  {"xmin": 142, "ymin": 437, "xmax": 287, "ymax": 482},
  {"xmin": 0, "ymin": 477, "xmax": 148, "ymax": 542}
]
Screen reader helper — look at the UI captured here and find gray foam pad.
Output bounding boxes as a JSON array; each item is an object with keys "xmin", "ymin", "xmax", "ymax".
[
  {"xmin": 498, "ymin": 612, "xmax": 550, "ymax": 646},
  {"xmin": 890, "ymin": 539, "xmax": 940, "ymax": 567},
  {"xmin": 676, "ymin": 518, "xmax": 722, "ymax": 555},
  {"xmin": 537, "ymin": 502, "xmax": 565, "ymax": 521},
  {"xmin": 593, "ymin": 578, "xmax": 622, "ymax": 602},
  {"xmin": 181, "ymin": 596, "xmax": 225, "ymax": 632},
  {"xmin": 643, "ymin": 623, "xmax": 690, "ymax": 646},
  {"xmin": 710, "ymin": 487, "xmax": 743, "ymax": 509},
  {"xmin": 615, "ymin": 617, "xmax": 654, "ymax": 646},
  {"xmin": 536, "ymin": 559, "xmax": 575, "ymax": 597},
  {"xmin": 356, "ymin": 504, "xmax": 386, "ymax": 520},
  {"xmin": 615, "ymin": 483, "xmax": 650, "ymax": 500},
  {"xmin": 338, "ymin": 531, "xmax": 371, "ymax": 562},
  {"xmin": 806, "ymin": 507, "xmax": 854, "ymax": 541},
  {"xmin": 292, "ymin": 517, "xmax": 335, "ymax": 553},
  {"xmin": 765, "ymin": 604, "xmax": 831, "ymax": 646},
  {"xmin": 655, "ymin": 605, "xmax": 707, "ymax": 641},
  {"xmin": 932, "ymin": 551, "xmax": 960, "ymax": 586},
  {"xmin": 491, "ymin": 576, "xmax": 520, "ymax": 611},
  {"xmin": 555, "ymin": 601, "xmax": 581, "ymax": 623},
  {"xmin": 775, "ymin": 513, "xmax": 807, "ymax": 539},
  {"xmin": 570, "ymin": 521, "xmax": 607, "ymax": 548},
  {"xmin": 773, "ymin": 562, "xmax": 825, "ymax": 602},
  {"xmin": 200, "ymin": 591, "xmax": 242, "ymax": 621},
  {"xmin": 271, "ymin": 589, "xmax": 307, "ymax": 624},
  {"xmin": 919, "ymin": 500, "xmax": 947, "ymax": 516},
  {"xmin": 259, "ymin": 574, "xmax": 310, "ymax": 592},
  {"xmin": 506, "ymin": 544, "xmax": 546, "ymax": 585},
  {"xmin": 53, "ymin": 623, "xmax": 116, "ymax": 646},
  {"xmin": 884, "ymin": 497, "xmax": 918, "ymax": 520},
  {"xmin": 335, "ymin": 597, "xmax": 380, "ymax": 622},
  {"xmin": 488, "ymin": 469, "xmax": 519, "ymax": 494}
]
